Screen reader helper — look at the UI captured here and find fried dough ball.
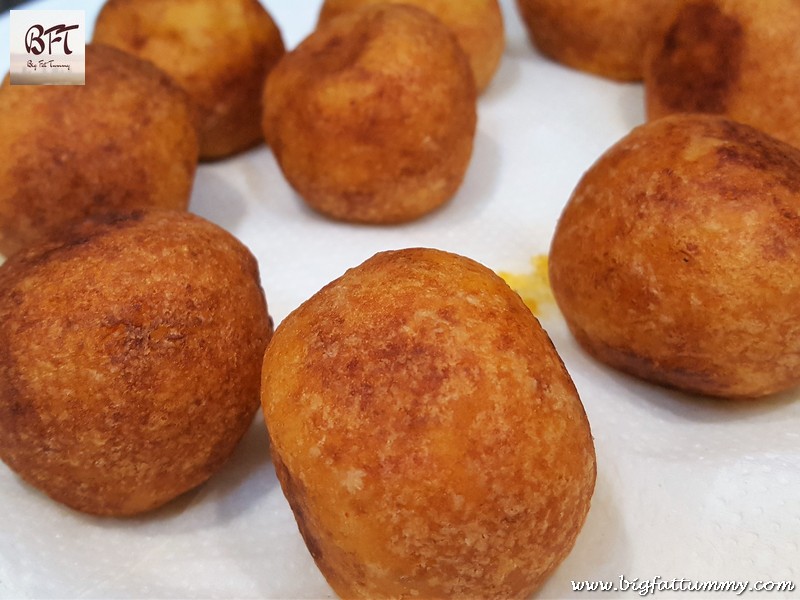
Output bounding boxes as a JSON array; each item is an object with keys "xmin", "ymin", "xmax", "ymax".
[
  {"xmin": 261, "ymin": 248, "xmax": 596, "ymax": 599},
  {"xmin": 515, "ymin": 0, "xmax": 676, "ymax": 81},
  {"xmin": 644, "ymin": 0, "xmax": 800, "ymax": 149},
  {"xmin": 94, "ymin": 0, "xmax": 285, "ymax": 160},
  {"xmin": 0, "ymin": 210, "xmax": 272, "ymax": 516},
  {"xmin": 549, "ymin": 114, "xmax": 800, "ymax": 399},
  {"xmin": 0, "ymin": 44, "xmax": 197, "ymax": 258},
  {"xmin": 263, "ymin": 5, "xmax": 477, "ymax": 224},
  {"xmin": 317, "ymin": 0, "xmax": 505, "ymax": 93}
]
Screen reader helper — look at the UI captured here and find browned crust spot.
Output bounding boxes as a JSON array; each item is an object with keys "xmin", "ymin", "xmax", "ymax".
[{"xmin": 650, "ymin": 1, "xmax": 744, "ymax": 114}]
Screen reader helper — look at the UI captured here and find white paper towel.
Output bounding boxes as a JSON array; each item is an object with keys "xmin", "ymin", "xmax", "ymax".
[{"xmin": 0, "ymin": 1, "xmax": 798, "ymax": 598}]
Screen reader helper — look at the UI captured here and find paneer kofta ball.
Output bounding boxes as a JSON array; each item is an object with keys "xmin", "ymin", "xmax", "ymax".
[
  {"xmin": 0, "ymin": 44, "xmax": 197, "ymax": 258},
  {"xmin": 0, "ymin": 210, "xmax": 272, "ymax": 516},
  {"xmin": 317, "ymin": 0, "xmax": 505, "ymax": 93},
  {"xmin": 94, "ymin": 0, "xmax": 285, "ymax": 159},
  {"xmin": 261, "ymin": 248, "xmax": 596, "ymax": 599},
  {"xmin": 263, "ymin": 5, "xmax": 477, "ymax": 224},
  {"xmin": 549, "ymin": 114, "xmax": 800, "ymax": 398},
  {"xmin": 516, "ymin": 0, "xmax": 676, "ymax": 81},
  {"xmin": 644, "ymin": 0, "xmax": 800, "ymax": 149}
]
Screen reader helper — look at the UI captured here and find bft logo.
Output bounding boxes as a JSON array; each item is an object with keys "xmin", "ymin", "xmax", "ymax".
[
  {"xmin": 25, "ymin": 23, "xmax": 81, "ymax": 56},
  {"xmin": 10, "ymin": 10, "xmax": 86, "ymax": 85}
]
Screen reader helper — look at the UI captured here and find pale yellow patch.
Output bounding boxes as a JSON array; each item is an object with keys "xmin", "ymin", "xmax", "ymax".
[
  {"xmin": 343, "ymin": 468, "xmax": 366, "ymax": 493},
  {"xmin": 682, "ymin": 135, "xmax": 725, "ymax": 162}
]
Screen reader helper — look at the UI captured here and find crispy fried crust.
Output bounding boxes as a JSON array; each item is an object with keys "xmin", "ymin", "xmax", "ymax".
[
  {"xmin": 263, "ymin": 5, "xmax": 477, "ymax": 224},
  {"xmin": 261, "ymin": 248, "xmax": 596, "ymax": 598},
  {"xmin": 0, "ymin": 210, "xmax": 272, "ymax": 515},
  {"xmin": 0, "ymin": 44, "xmax": 197, "ymax": 258},
  {"xmin": 515, "ymin": 0, "xmax": 676, "ymax": 81},
  {"xmin": 94, "ymin": 0, "xmax": 285, "ymax": 159},
  {"xmin": 318, "ymin": 0, "xmax": 505, "ymax": 93},
  {"xmin": 644, "ymin": 0, "xmax": 800, "ymax": 149},
  {"xmin": 549, "ymin": 114, "xmax": 800, "ymax": 398}
]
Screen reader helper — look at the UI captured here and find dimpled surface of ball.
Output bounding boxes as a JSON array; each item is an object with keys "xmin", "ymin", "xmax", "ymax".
[
  {"xmin": 0, "ymin": 44, "xmax": 197, "ymax": 258},
  {"xmin": 261, "ymin": 248, "xmax": 596, "ymax": 599},
  {"xmin": 318, "ymin": 0, "xmax": 504, "ymax": 93},
  {"xmin": 0, "ymin": 210, "xmax": 272, "ymax": 516},
  {"xmin": 94, "ymin": 0, "xmax": 285, "ymax": 159},
  {"xmin": 263, "ymin": 5, "xmax": 477, "ymax": 224},
  {"xmin": 550, "ymin": 114, "xmax": 800, "ymax": 398}
]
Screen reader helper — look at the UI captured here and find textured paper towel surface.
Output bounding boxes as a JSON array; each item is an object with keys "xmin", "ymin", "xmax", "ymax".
[{"xmin": 0, "ymin": 1, "xmax": 798, "ymax": 599}]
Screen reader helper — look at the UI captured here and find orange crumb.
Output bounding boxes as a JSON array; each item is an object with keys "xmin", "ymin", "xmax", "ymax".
[{"xmin": 498, "ymin": 255, "xmax": 555, "ymax": 316}]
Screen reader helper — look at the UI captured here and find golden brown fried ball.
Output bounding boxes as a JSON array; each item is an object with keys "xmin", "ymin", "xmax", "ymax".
[
  {"xmin": 262, "ymin": 248, "xmax": 596, "ymax": 599},
  {"xmin": 94, "ymin": 0, "xmax": 285, "ymax": 160},
  {"xmin": 549, "ymin": 114, "xmax": 800, "ymax": 399},
  {"xmin": 0, "ymin": 210, "xmax": 272, "ymax": 516},
  {"xmin": 516, "ymin": 0, "xmax": 676, "ymax": 81},
  {"xmin": 318, "ymin": 0, "xmax": 505, "ymax": 93},
  {"xmin": 0, "ymin": 44, "xmax": 197, "ymax": 259},
  {"xmin": 644, "ymin": 0, "xmax": 800, "ymax": 149},
  {"xmin": 263, "ymin": 5, "xmax": 477, "ymax": 224}
]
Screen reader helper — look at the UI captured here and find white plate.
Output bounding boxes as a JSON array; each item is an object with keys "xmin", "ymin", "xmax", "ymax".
[{"xmin": 1, "ymin": 1, "xmax": 798, "ymax": 598}]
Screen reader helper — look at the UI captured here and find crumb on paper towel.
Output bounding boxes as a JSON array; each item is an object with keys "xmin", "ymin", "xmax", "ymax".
[{"xmin": 498, "ymin": 255, "xmax": 555, "ymax": 316}]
